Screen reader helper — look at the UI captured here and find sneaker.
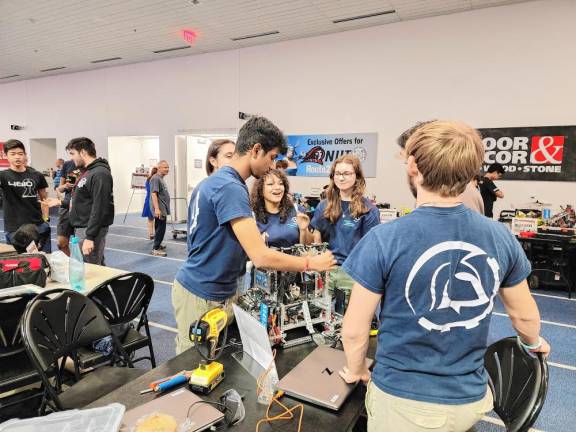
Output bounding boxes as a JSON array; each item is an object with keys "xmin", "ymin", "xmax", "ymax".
[
  {"xmin": 159, "ymin": 245, "xmax": 167, "ymax": 250},
  {"xmin": 152, "ymin": 249, "xmax": 167, "ymax": 257}
]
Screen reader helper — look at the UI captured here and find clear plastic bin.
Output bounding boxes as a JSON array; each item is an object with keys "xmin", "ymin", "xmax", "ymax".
[{"xmin": 0, "ymin": 403, "xmax": 125, "ymax": 432}]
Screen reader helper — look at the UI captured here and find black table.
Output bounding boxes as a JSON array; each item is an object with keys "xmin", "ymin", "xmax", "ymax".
[
  {"xmin": 88, "ymin": 341, "xmax": 372, "ymax": 432},
  {"xmin": 517, "ymin": 236, "xmax": 576, "ymax": 298}
]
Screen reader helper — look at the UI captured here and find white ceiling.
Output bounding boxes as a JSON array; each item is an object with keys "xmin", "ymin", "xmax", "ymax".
[{"xmin": 0, "ymin": 0, "xmax": 534, "ymax": 83}]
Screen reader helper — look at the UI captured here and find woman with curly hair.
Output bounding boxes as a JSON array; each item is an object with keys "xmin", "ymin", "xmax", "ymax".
[
  {"xmin": 311, "ymin": 154, "xmax": 380, "ymax": 311},
  {"xmin": 250, "ymin": 169, "xmax": 312, "ymax": 248}
]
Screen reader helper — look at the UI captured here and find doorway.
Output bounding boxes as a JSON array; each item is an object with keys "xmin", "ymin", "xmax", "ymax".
[
  {"xmin": 29, "ymin": 138, "xmax": 57, "ymax": 195},
  {"xmin": 107, "ymin": 136, "xmax": 160, "ymax": 216},
  {"xmin": 174, "ymin": 132, "xmax": 237, "ymax": 221}
]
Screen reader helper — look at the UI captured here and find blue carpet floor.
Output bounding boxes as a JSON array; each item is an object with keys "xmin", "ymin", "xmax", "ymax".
[{"xmin": 2, "ymin": 212, "xmax": 575, "ymax": 431}]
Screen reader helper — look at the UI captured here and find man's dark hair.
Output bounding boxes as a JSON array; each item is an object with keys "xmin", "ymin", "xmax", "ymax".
[
  {"xmin": 66, "ymin": 137, "xmax": 96, "ymax": 157},
  {"xmin": 487, "ymin": 163, "xmax": 505, "ymax": 175},
  {"xmin": 397, "ymin": 120, "xmax": 436, "ymax": 149},
  {"xmin": 3, "ymin": 139, "xmax": 26, "ymax": 153},
  {"xmin": 236, "ymin": 117, "xmax": 286, "ymax": 155},
  {"xmin": 11, "ymin": 224, "xmax": 39, "ymax": 254}
]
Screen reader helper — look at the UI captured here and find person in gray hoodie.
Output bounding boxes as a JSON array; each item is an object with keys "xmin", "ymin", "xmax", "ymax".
[{"xmin": 66, "ymin": 137, "xmax": 114, "ymax": 265}]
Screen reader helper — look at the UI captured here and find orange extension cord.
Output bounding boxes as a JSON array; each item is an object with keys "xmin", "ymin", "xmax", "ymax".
[{"xmin": 255, "ymin": 349, "xmax": 304, "ymax": 432}]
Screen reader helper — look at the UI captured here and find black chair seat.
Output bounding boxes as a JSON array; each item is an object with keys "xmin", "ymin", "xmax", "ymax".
[
  {"xmin": 77, "ymin": 328, "xmax": 150, "ymax": 368},
  {"xmin": 88, "ymin": 273, "xmax": 156, "ymax": 367},
  {"xmin": 21, "ymin": 289, "xmax": 146, "ymax": 413},
  {"xmin": 484, "ymin": 337, "xmax": 548, "ymax": 432},
  {"xmin": 58, "ymin": 366, "xmax": 145, "ymax": 410},
  {"xmin": 0, "ymin": 351, "xmax": 39, "ymax": 392}
]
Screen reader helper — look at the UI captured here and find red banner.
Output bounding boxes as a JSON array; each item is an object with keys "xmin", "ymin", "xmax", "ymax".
[{"xmin": 0, "ymin": 142, "xmax": 9, "ymax": 168}]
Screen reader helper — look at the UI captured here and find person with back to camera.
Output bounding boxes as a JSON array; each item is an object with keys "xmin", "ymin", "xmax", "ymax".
[
  {"xmin": 339, "ymin": 120, "xmax": 550, "ymax": 432},
  {"xmin": 205, "ymin": 139, "xmax": 235, "ymax": 176},
  {"xmin": 398, "ymin": 120, "xmax": 484, "ymax": 215},
  {"xmin": 310, "ymin": 154, "xmax": 380, "ymax": 312},
  {"xmin": 142, "ymin": 166, "xmax": 158, "ymax": 240},
  {"xmin": 250, "ymin": 168, "xmax": 313, "ymax": 248},
  {"xmin": 172, "ymin": 117, "xmax": 335, "ymax": 354}
]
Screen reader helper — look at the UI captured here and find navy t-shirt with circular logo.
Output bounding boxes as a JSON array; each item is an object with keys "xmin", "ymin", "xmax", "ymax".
[{"xmin": 342, "ymin": 205, "xmax": 531, "ymax": 404}]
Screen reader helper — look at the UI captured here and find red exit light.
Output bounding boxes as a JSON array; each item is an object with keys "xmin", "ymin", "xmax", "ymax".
[{"xmin": 182, "ymin": 29, "xmax": 197, "ymax": 44}]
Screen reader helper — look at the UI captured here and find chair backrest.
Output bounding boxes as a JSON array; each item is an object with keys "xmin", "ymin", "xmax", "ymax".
[
  {"xmin": 0, "ymin": 293, "xmax": 36, "ymax": 358},
  {"xmin": 88, "ymin": 272, "xmax": 154, "ymax": 326},
  {"xmin": 21, "ymin": 289, "xmax": 112, "ymax": 373},
  {"xmin": 484, "ymin": 337, "xmax": 549, "ymax": 432}
]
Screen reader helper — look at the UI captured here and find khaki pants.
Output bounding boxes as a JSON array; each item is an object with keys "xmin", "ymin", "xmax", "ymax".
[
  {"xmin": 172, "ymin": 279, "xmax": 236, "ymax": 355},
  {"xmin": 365, "ymin": 381, "xmax": 493, "ymax": 432},
  {"xmin": 329, "ymin": 266, "xmax": 355, "ymax": 313}
]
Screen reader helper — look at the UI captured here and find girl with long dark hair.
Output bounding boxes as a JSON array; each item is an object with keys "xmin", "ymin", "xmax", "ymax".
[{"xmin": 250, "ymin": 169, "xmax": 312, "ymax": 248}]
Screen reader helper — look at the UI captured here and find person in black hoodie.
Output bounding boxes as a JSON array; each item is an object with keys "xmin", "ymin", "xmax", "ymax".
[{"xmin": 65, "ymin": 137, "xmax": 114, "ymax": 265}]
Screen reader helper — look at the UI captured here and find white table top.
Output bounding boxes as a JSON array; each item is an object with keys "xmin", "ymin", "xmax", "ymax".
[{"xmin": 0, "ymin": 263, "xmax": 127, "ymax": 299}]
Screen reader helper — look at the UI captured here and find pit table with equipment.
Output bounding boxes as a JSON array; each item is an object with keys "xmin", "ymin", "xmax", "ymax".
[{"xmin": 88, "ymin": 338, "xmax": 376, "ymax": 432}]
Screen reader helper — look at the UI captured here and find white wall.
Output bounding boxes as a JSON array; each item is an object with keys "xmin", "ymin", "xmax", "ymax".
[
  {"xmin": 1, "ymin": 0, "xmax": 574, "ymax": 216},
  {"xmin": 107, "ymin": 136, "xmax": 159, "ymax": 214},
  {"xmin": 29, "ymin": 138, "xmax": 57, "ymax": 194},
  {"xmin": 29, "ymin": 138, "xmax": 56, "ymax": 174}
]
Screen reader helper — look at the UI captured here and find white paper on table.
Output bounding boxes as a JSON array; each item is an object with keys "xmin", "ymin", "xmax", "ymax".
[
  {"xmin": 0, "ymin": 284, "xmax": 43, "ymax": 299},
  {"xmin": 232, "ymin": 304, "xmax": 275, "ymax": 371}
]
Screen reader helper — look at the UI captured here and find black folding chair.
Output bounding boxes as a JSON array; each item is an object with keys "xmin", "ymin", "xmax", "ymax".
[
  {"xmin": 79, "ymin": 272, "xmax": 156, "ymax": 368},
  {"xmin": 0, "ymin": 293, "xmax": 41, "ymax": 415},
  {"xmin": 20, "ymin": 289, "xmax": 145, "ymax": 413},
  {"xmin": 484, "ymin": 337, "xmax": 549, "ymax": 432}
]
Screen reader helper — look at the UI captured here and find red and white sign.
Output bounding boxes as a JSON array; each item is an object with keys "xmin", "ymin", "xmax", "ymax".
[
  {"xmin": 530, "ymin": 136, "xmax": 564, "ymax": 164},
  {"xmin": 0, "ymin": 142, "xmax": 9, "ymax": 168},
  {"xmin": 478, "ymin": 126, "xmax": 575, "ymax": 181}
]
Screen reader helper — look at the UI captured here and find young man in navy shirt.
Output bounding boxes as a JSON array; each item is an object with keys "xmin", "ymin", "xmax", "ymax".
[
  {"xmin": 339, "ymin": 121, "xmax": 550, "ymax": 432},
  {"xmin": 173, "ymin": 117, "xmax": 335, "ymax": 354}
]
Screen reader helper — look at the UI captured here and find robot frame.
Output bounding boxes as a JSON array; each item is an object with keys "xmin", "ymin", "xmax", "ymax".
[{"xmin": 237, "ymin": 243, "xmax": 342, "ymax": 348}]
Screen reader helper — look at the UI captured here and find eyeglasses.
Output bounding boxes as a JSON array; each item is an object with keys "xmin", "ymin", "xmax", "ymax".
[{"xmin": 334, "ymin": 172, "xmax": 355, "ymax": 179}]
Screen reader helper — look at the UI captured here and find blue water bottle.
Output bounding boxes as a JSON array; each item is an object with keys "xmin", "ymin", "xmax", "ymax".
[{"xmin": 69, "ymin": 236, "xmax": 85, "ymax": 292}]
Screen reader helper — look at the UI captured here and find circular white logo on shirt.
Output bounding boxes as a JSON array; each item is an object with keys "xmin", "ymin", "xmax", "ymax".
[{"xmin": 404, "ymin": 241, "xmax": 500, "ymax": 332}]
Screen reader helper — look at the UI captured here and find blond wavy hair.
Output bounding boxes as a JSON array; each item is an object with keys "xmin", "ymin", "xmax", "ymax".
[{"xmin": 404, "ymin": 121, "xmax": 484, "ymax": 197}]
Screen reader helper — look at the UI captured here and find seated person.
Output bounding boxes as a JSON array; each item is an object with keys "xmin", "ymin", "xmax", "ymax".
[
  {"xmin": 10, "ymin": 224, "xmax": 40, "ymax": 253},
  {"xmin": 250, "ymin": 169, "xmax": 312, "ymax": 248},
  {"xmin": 339, "ymin": 120, "xmax": 550, "ymax": 432}
]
